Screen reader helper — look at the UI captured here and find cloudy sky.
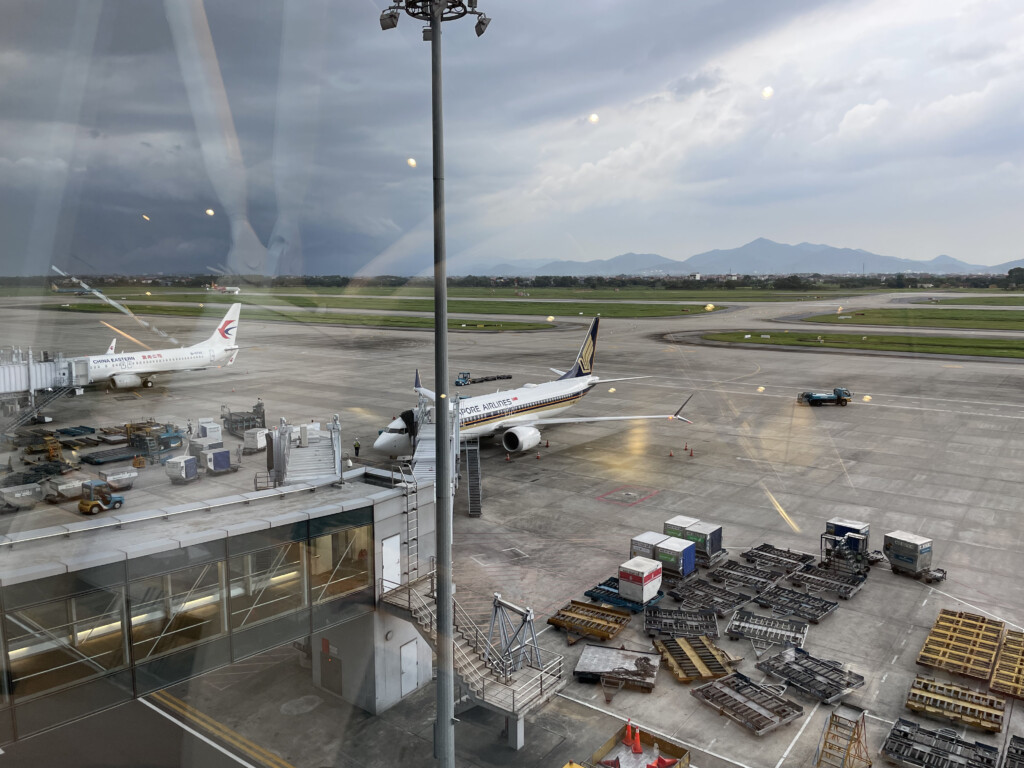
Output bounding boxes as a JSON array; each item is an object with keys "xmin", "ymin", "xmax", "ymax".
[{"xmin": 1, "ymin": 0, "xmax": 1021, "ymax": 277}]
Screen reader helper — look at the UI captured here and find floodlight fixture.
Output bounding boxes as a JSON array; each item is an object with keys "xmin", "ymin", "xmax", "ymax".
[
  {"xmin": 379, "ymin": 8, "xmax": 400, "ymax": 30},
  {"xmin": 474, "ymin": 14, "xmax": 490, "ymax": 36}
]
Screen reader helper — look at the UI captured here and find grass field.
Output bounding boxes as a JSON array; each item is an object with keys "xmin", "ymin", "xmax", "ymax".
[
  {"xmin": 704, "ymin": 331, "xmax": 1024, "ymax": 358},
  {"xmin": 52, "ymin": 293, "xmax": 728, "ymax": 319},
  {"xmin": 924, "ymin": 296, "xmax": 1024, "ymax": 306},
  {"xmin": 42, "ymin": 303, "xmax": 551, "ymax": 331},
  {"xmin": 803, "ymin": 308, "xmax": 1024, "ymax": 331}
]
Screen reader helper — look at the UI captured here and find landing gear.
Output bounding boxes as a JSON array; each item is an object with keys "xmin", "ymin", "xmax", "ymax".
[{"xmin": 142, "ymin": 379, "xmax": 154, "ymax": 388}]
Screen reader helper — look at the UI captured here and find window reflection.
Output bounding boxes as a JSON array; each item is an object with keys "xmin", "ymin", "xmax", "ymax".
[
  {"xmin": 309, "ymin": 526, "xmax": 373, "ymax": 604},
  {"xmin": 4, "ymin": 587, "xmax": 127, "ymax": 702},
  {"xmin": 129, "ymin": 563, "xmax": 225, "ymax": 661},
  {"xmin": 229, "ymin": 542, "xmax": 307, "ymax": 630}
]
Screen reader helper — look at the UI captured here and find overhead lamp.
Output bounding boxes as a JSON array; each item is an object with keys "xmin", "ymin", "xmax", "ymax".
[
  {"xmin": 380, "ymin": 8, "xmax": 400, "ymax": 30},
  {"xmin": 474, "ymin": 14, "xmax": 490, "ymax": 36},
  {"xmin": 422, "ymin": 26, "xmax": 432, "ymax": 41}
]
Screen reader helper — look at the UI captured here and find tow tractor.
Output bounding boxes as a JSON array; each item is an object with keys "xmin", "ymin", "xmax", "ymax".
[
  {"xmin": 78, "ymin": 480, "xmax": 124, "ymax": 516},
  {"xmin": 798, "ymin": 387, "xmax": 852, "ymax": 407},
  {"xmin": 454, "ymin": 371, "xmax": 513, "ymax": 387}
]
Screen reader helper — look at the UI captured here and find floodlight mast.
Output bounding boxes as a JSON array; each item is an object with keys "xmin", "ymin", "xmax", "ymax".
[{"xmin": 379, "ymin": 2, "xmax": 491, "ymax": 766}]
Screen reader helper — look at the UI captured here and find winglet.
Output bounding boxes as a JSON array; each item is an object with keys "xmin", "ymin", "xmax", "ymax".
[{"xmin": 671, "ymin": 394, "xmax": 694, "ymax": 424}]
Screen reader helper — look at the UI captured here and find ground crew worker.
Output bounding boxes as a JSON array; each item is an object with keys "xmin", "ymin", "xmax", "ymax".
[{"xmin": 353, "ymin": 439, "xmax": 360, "ymax": 457}]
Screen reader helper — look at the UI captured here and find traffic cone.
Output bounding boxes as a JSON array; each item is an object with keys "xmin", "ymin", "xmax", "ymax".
[
  {"xmin": 689, "ymin": 448, "xmax": 694, "ymax": 457},
  {"xmin": 545, "ymin": 439, "xmax": 549, "ymax": 448},
  {"xmin": 632, "ymin": 727, "xmax": 643, "ymax": 754},
  {"xmin": 684, "ymin": 443, "xmax": 687, "ymax": 451},
  {"xmin": 536, "ymin": 452, "xmax": 541, "ymax": 459},
  {"xmin": 622, "ymin": 719, "xmax": 632, "ymax": 745},
  {"xmin": 669, "ymin": 449, "xmax": 674, "ymax": 457},
  {"xmin": 505, "ymin": 453, "xmax": 511, "ymax": 462}
]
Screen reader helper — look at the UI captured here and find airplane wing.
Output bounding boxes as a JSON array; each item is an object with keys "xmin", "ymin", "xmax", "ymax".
[
  {"xmin": 510, "ymin": 397, "xmax": 694, "ymax": 428},
  {"xmin": 594, "ymin": 375, "xmax": 649, "ymax": 384}
]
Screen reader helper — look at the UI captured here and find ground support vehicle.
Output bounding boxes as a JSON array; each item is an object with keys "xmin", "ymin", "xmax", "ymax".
[
  {"xmin": 797, "ymin": 387, "xmax": 852, "ymax": 406},
  {"xmin": 454, "ymin": 371, "xmax": 512, "ymax": 386},
  {"xmin": 78, "ymin": 480, "xmax": 124, "ymax": 515}
]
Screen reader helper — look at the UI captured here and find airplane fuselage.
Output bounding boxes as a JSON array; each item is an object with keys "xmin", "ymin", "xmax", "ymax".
[
  {"xmin": 458, "ymin": 378, "xmax": 595, "ymax": 436},
  {"xmin": 85, "ymin": 345, "xmax": 229, "ymax": 383}
]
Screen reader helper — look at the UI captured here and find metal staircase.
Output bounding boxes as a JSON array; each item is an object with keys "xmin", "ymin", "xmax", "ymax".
[
  {"xmin": 464, "ymin": 437, "xmax": 482, "ymax": 517},
  {"xmin": 1, "ymin": 386, "xmax": 74, "ymax": 433},
  {"xmin": 821, "ymin": 533, "xmax": 869, "ymax": 576},
  {"xmin": 813, "ymin": 704, "xmax": 872, "ymax": 768},
  {"xmin": 380, "ymin": 572, "xmax": 566, "ymax": 729},
  {"xmin": 396, "ymin": 463, "xmax": 420, "ymax": 582}
]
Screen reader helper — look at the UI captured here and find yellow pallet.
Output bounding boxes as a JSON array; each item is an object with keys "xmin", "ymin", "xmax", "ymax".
[
  {"xmin": 905, "ymin": 676, "xmax": 1005, "ymax": 733},
  {"xmin": 917, "ymin": 610, "xmax": 1004, "ymax": 680},
  {"xmin": 655, "ymin": 636, "xmax": 739, "ymax": 684},
  {"xmin": 991, "ymin": 630, "xmax": 1024, "ymax": 699}
]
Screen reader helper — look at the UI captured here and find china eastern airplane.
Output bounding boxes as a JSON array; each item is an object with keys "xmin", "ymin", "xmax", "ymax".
[
  {"xmin": 374, "ymin": 317, "xmax": 691, "ymax": 455},
  {"xmin": 83, "ymin": 303, "xmax": 241, "ymax": 389}
]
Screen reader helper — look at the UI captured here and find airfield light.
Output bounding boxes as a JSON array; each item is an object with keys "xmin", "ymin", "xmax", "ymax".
[
  {"xmin": 757, "ymin": 386, "xmax": 765, "ymax": 393},
  {"xmin": 546, "ymin": 315, "xmax": 554, "ymax": 322},
  {"xmin": 380, "ymin": 4, "xmax": 492, "ymax": 765},
  {"xmin": 407, "ymin": 158, "xmax": 417, "ymax": 168},
  {"xmin": 142, "ymin": 214, "xmax": 150, "ymax": 221},
  {"xmin": 608, "ymin": 387, "xmax": 616, "ymax": 393},
  {"xmin": 145, "ymin": 291, "xmax": 151, "ymax": 296},
  {"xmin": 205, "ymin": 208, "xmax": 215, "ymax": 216},
  {"xmin": 705, "ymin": 303, "xmax": 715, "ymax": 311},
  {"xmin": 862, "ymin": 395, "xmax": 872, "ymax": 402}
]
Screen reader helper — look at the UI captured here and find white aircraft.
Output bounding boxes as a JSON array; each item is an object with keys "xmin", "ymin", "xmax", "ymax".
[
  {"xmin": 105, "ymin": 339, "xmax": 117, "ymax": 355},
  {"xmin": 84, "ymin": 304, "xmax": 241, "ymax": 389},
  {"xmin": 212, "ymin": 282, "xmax": 241, "ymax": 295},
  {"xmin": 374, "ymin": 317, "xmax": 691, "ymax": 455}
]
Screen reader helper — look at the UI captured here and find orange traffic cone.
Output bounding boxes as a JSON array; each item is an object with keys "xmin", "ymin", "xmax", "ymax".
[
  {"xmin": 632, "ymin": 727, "xmax": 643, "ymax": 754},
  {"xmin": 545, "ymin": 439, "xmax": 549, "ymax": 448},
  {"xmin": 684, "ymin": 443, "xmax": 687, "ymax": 451},
  {"xmin": 689, "ymin": 448, "xmax": 694, "ymax": 457},
  {"xmin": 505, "ymin": 453, "xmax": 511, "ymax": 462},
  {"xmin": 622, "ymin": 719, "xmax": 632, "ymax": 745},
  {"xmin": 669, "ymin": 449, "xmax": 674, "ymax": 457},
  {"xmin": 536, "ymin": 452, "xmax": 541, "ymax": 459}
]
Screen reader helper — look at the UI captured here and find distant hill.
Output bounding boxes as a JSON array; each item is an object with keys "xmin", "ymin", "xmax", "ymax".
[{"xmin": 450, "ymin": 238, "xmax": 1007, "ymax": 277}]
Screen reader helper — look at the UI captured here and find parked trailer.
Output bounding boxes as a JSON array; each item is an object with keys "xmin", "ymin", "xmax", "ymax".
[
  {"xmin": 165, "ymin": 455, "xmax": 200, "ymax": 484},
  {"xmin": 201, "ymin": 449, "xmax": 239, "ymax": 475},
  {"xmin": 725, "ymin": 610, "xmax": 808, "ymax": 657},
  {"xmin": 667, "ymin": 578, "xmax": 752, "ymax": 617},
  {"xmin": 881, "ymin": 718, "xmax": 999, "ymax": 768},
  {"xmin": 40, "ymin": 472, "xmax": 92, "ymax": 501},
  {"xmin": 584, "ymin": 577, "xmax": 664, "ymax": 614},
  {"xmin": 756, "ymin": 646, "xmax": 865, "ymax": 704},
  {"xmin": 742, "ymin": 543, "xmax": 816, "ymax": 573},
  {"xmin": 98, "ymin": 468, "xmax": 138, "ymax": 491},
  {"xmin": 691, "ymin": 672, "xmax": 804, "ymax": 736},
  {"xmin": 243, "ymin": 427, "xmax": 269, "ymax": 454},
  {"xmin": 708, "ymin": 560, "xmax": 784, "ymax": 593},
  {"xmin": 0, "ymin": 483, "xmax": 44, "ymax": 512},
  {"xmin": 753, "ymin": 585, "xmax": 839, "ymax": 624},
  {"xmin": 787, "ymin": 565, "xmax": 866, "ymax": 600},
  {"xmin": 644, "ymin": 607, "xmax": 719, "ymax": 639},
  {"xmin": 884, "ymin": 530, "xmax": 946, "ymax": 581}
]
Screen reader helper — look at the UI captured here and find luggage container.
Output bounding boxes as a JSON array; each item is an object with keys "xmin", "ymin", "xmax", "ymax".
[
  {"xmin": 41, "ymin": 472, "xmax": 92, "ymax": 500},
  {"xmin": 201, "ymin": 449, "xmax": 235, "ymax": 474},
  {"xmin": 198, "ymin": 421, "xmax": 222, "ymax": 441},
  {"xmin": 0, "ymin": 483, "xmax": 44, "ymax": 511},
  {"xmin": 98, "ymin": 468, "xmax": 138, "ymax": 491},
  {"xmin": 631, "ymin": 531, "xmax": 669, "ymax": 560},
  {"xmin": 618, "ymin": 557, "xmax": 662, "ymax": 604},
  {"xmin": 683, "ymin": 521, "xmax": 723, "ymax": 556},
  {"xmin": 884, "ymin": 531, "xmax": 932, "ymax": 574},
  {"xmin": 664, "ymin": 515, "xmax": 701, "ymax": 539},
  {"xmin": 165, "ymin": 455, "xmax": 199, "ymax": 484},
  {"xmin": 243, "ymin": 427, "xmax": 269, "ymax": 454},
  {"xmin": 655, "ymin": 537, "xmax": 696, "ymax": 577},
  {"xmin": 826, "ymin": 518, "xmax": 870, "ymax": 552},
  {"xmin": 188, "ymin": 437, "xmax": 223, "ymax": 457}
]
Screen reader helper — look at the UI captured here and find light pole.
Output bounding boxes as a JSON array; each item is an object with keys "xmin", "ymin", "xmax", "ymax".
[{"xmin": 379, "ymin": 2, "xmax": 490, "ymax": 766}]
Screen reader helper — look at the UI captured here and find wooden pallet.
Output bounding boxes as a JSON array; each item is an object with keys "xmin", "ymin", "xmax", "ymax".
[
  {"xmin": 990, "ymin": 629, "xmax": 1024, "ymax": 699},
  {"xmin": 905, "ymin": 675, "xmax": 1005, "ymax": 733},
  {"xmin": 547, "ymin": 600, "xmax": 632, "ymax": 643},
  {"xmin": 654, "ymin": 636, "xmax": 740, "ymax": 683},
  {"xmin": 916, "ymin": 609, "xmax": 1004, "ymax": 680}
]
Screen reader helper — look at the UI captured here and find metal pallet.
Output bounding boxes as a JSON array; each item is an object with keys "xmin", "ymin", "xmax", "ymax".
[
  {"xmin": 654, "ymin": 636, "xmax": 739, "ymax": 684},
  {"xmin": 917, "ymin": 609, "xmax": 1004, "ymax": 681},
  {"xmin": 584, "ymin": 577, "xmax": 664, "ymax": 613},
  {"xmin": 690, "ymin": 672, "xmax": 804, "ymax": 736},
  {"xmin": 753, "ymin": 585, "xmax": 839, "ymax": 623},
  {"xmin": 547, "ymin": 601, "xmax": 632, "ymax": 644},
  {"xmin": 881, "ymin": 718, "xmax": 1000, "ymax": 768},
  {"xmin": 756, "ymin": 647, "xmax": 865, "ymax": 704},
  {"xmin": 644, "ymin": 607, "xmax": 719, "ymax": 639},
  {"xmin": 1003, "ymin": 735, "xmax": 1024, "ymax": 768},
  {"xmin": 695, "ymin": 548, "xmax": 728, "ymax": 569},
  {"xmin": 742, "ymin": 543, "xmax": 816, "ymax": 573},
  {"xmin": 991, "ymin": 630, "xmax": 1024, "ymax": 699},
  {"xmin": 906, "ymin": 676, "xmax": 1006, "ymax": 734},
  {"xmin": 667, "ymin": 578, "xmax": 752, "ymax": 616},
  {"xmin": 725, "ymin": 609, "xmax": 808, "ymax": 657},
  {"xmin": 788, "ymin": 566, "xmax": 867, "ymax": 600},
  {"xmin": 573, "ymin": 645, "xmax": 660, "ymax": 695},
  {"xmin": 707, "ymin": 560, "xmax": 783, "ymax": 593}
]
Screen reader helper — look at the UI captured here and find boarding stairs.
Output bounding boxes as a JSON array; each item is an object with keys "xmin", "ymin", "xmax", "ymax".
[
  {"xmin": 379, "ymin": 572, "xmax": 566, "ymax": 724},
  {"xmin": 464, "ymin": 437, "xmax": 482, "ymax": 516},
  {"xmin": 282, "ymin": 417, "xmax": 342, "ymax": 485},
  {"xmin": 394, "ymin": 464, "xmax": 420, "ymax": 582},
  {"xmin": 813, "ymin": 704, "xmax": 872, "ymax": 768},
  {"xmin": 1, "ymin": 385, "xmax": 75, "ymax": 434}
]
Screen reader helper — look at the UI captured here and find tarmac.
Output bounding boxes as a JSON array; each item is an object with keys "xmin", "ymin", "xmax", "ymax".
[{"xmin": 3, "ymin": 294, "xmax": 1024, "ymax": 767}]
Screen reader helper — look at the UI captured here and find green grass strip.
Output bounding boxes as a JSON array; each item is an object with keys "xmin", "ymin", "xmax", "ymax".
[
  {"xmin": 38, "ymin": 303, "xmax": 550, "ymax": 331},
  {"xmin": 925, "ymin": 296, "xmax": 1024, "ymax": 306},
  {"xmin": 704, "ymin": 331, "xmax": 1024, "ymax": 358},
  {"xmin": 803, "ymin": 308, "xmax": 1024, "ymax": 331}
]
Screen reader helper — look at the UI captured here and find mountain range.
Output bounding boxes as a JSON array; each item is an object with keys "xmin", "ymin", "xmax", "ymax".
[{"xmin": 450, "ymin": 239, "xmax": 1022, "ymax": 277}]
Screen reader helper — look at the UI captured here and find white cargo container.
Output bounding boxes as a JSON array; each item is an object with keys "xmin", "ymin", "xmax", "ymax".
[
  {"xmin": 0, "ymin": 483, "xmax": 44, "ymax": 510},
  {"xmin": 198, "ymin": 421, "xmax": 222, "ymax": 441},
  {"xmin": 188, "ymin": 437, "xmax": 224, "ymax": 456},
  {"xmin": 826, "ymin": 517, "xmax": 871, "ymax": 552},
  {"xmin": 663, "ymin": 515, "xmax": 701, "ymax": 539},
  {"xmin": 630, "ymin": 531, "xmax": 669, "ymax": 560},
  {"xmin": 165, "ymin": 455, "xmax": 199, "ymax": 484},
  {"xmin": 618, "ymin": 557, "xmax": 662, "ymax": 604},
  {"xmin": 883, "ymin": 531, "xmax": 933, "ymax": 574},
  {"xmin": 244, "ymin": 428, "xmax": 269, "ymax": 454},
  {"xmin": 98, "ymin": 468, "xmax": 138, "ymax": 491},
  {"xmin": 41, "ymin": 472, "xmax": 92, "ymax": 500}
]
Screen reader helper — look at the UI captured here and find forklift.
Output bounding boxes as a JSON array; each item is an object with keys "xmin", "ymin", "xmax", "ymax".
[{"xmin": 78, "ymin": 480, "xmax": 125, "ymax": 515}]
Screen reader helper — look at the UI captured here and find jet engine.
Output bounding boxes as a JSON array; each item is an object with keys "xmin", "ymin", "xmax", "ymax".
[
  {"xmin": 110, "ymin": 374, "xmax": 143, "ymax": 389},
  {"xmin": 501, "ymin": 426, "xmax": 541, "ymax": 453}
]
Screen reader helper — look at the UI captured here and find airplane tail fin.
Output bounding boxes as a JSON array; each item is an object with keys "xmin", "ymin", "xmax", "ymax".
[
  {"xmin": 203, "ymin": 303, "xmax": 241, "ymax": 348},
  {"xmin": 558, "ymin": 318, "xmax": 599, "ymax": 379}
]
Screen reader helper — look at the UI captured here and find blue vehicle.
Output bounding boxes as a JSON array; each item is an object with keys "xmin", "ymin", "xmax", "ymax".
[{"xmin": 798, "ymin": 387, "xmax": 852, "ymax": 407}]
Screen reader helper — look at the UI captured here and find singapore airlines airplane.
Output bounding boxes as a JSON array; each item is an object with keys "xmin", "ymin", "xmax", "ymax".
[
  {"xmin": 374, "ymin": 317, "xmax": 691, "ymax": 455},
  {"xmin": 84, "ymin": 304, "xmax": 241, "ymax": 389}
]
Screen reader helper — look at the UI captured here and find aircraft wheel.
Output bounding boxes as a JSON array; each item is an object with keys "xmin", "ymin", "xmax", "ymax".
[{"xmin": 143, "ymin": 379, "xmax": 154, "ymax": 388}]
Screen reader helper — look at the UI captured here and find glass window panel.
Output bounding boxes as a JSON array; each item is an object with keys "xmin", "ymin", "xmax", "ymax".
[
  {"xmin": 129, "ymin": 562, "xmax": 225, "ymax": 662},
  {"xmin": 228, "ymin": 542, "xmax": 306, "ymax": 631},
  {"xmin": 3, "ymin": 587, "xmax": 126, "ymax": 703},
  {"xmin": 308, "ymin": 525, "xmax": 373, "ymax": 604}
]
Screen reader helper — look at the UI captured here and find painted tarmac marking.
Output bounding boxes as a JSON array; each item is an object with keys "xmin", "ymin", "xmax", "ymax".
[
  {"xmin": 774, "ymin": 701, "xmax": 819, "ymax": 768},
  {"xmin": 892, "ymin": 655, "xmax": 898, "ymax": 664},
  {"xmin": 925, "ymin": 588, "xmax": 1024, "ymax": 631},
  {"xmin": 557, "ymin": 692, "xmax": 757, "ymax": 768},
  {"xmin": 140, "ymin": 697, "xmax": 261, "ymax": 768}
]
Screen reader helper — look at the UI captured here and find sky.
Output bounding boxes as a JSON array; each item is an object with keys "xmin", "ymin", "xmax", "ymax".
[{"xmin": 0, "ymin": 0, "xmax": 1022, "ymax": 277}]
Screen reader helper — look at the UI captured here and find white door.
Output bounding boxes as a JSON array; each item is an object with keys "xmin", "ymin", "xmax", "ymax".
[
  {"xmin": 400, "ymin": 639, "xmax": 418, "ymax": 697},
  {"xmin": 381, "ymin": 534, "xmax": 401, "ymax": 592}
]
